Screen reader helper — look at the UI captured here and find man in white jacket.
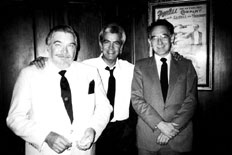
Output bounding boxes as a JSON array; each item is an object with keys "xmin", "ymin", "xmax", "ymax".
[{"xmin": 6, "ymin": 25, "xmax": 112, "ymax": 155}]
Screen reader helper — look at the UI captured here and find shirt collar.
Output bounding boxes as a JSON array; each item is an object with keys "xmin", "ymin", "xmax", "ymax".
[
  {"xmin": 47, "ymin": 58, "xmax": 73, "ymax": 74},
  {"xmin": 155, "ymin": 52, "xmax": 171, "ymax": 63},
  {"xmin": 99, "ymin": 53, "xmax": 119, "ymax": 69}
]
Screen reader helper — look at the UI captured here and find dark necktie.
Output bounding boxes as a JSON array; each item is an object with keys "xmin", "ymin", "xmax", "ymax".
[
  {"xmin": 160, "ymin": 58, "xmax": 168, "ymax": 102},
  {"xmin": 59, "ymin": 70, "xmax": 73, "ymax": 123},
  {"xmin": 105, "ymin": 66, "xmax": 116, "ymax": 120}
]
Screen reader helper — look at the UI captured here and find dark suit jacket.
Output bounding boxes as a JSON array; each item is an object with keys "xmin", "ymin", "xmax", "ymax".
[{"xmin": 131, "ymin": 54, "xmax": 197, "ymax": 152}]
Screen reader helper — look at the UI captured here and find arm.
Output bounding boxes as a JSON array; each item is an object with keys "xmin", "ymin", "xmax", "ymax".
[
  {"xmin": 6, "ymin": 68, "xmax": 51, "ymax": 150},
  {"xmin": 29, "ymin": 56, "xmax": 48, "ymax": 69},
  {"xmin": 171, "ymin": 61, "xmax": 198, "ymax": 130},
  {"xmin": 45, "ymin": 131, "xmax": 72, "ymax": 154},
  {"xmin": 132, "ymin": 63, "xmax": 179, "ymax": 138},
  {"xmin": 76, "ymin": 128, "xmax": 96, "ymax": 151},
  {"xmin": 131, "ymin": 64, "xmax": 163, "ymax": 131},
  {"xmin": 87, "ymin": 69, "xmax": 112, "ymax": 142},
  {"xmin": 157, "ymin": 133, "xmax": 170, "ymax": 145},
  {"xmin": 6, "ymin": 68, "xmax": 73, "ymax": 153},
  {"xmin": 157, "ymin": 121, "xmax": 179, "ymax": 138}
]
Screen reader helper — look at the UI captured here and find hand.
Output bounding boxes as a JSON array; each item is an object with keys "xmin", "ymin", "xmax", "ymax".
[
  {"xmin": 157, "ymin": 133, "xmax": 170, "ymax": 145},
  {"xmin": 45, "ymin": 131, "xmax": 72, "ymax": 154},
  {"xmin": 157, "ymin": 121, "xmax": 179, "ymax": 139},
  {"xmin": 172, "ymin": 52, "xmax": 183, "ymax": 61},
  {"xmin": 29, "ymin": 56, "xmax": 48, "ymax": 69},
  {"xmin": 77, "ymin": 128, "xmax": 96, "ymax": 151}
]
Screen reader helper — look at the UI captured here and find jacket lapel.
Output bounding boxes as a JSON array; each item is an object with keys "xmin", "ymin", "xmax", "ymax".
[
  {"xmin": 146, "ymin": 57, "xmax": 164, "ymax": 104},
  {"xmin": 166, "ymin": 56, "xmax": 180, "ymax": 101}
]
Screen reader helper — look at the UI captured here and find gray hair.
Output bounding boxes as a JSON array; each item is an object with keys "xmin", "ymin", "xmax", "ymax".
[
  {"xmin": 99, "ymin": 23, "xmax": 126, "ymax": 46},
  {"xmin": 45, "ymin": 25, "xmax": 78, "ymax": 48}
]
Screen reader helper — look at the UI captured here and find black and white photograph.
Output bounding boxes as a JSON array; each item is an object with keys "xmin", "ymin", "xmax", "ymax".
[{"xmin": 0, "ymin": 0, "xmax": 232, "ymax": 155}]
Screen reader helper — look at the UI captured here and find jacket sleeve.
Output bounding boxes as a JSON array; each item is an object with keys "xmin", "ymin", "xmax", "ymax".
[
  {"xmin": 88, "ymin": 68, "xmax": 112, "ymax": 141},
  {"xmin": 131, "ymin": 64, "xmax": 163, "ymax": 131},
  {"xmin": 171, "ymin": 61, "xmax": 198, "ymax": 130},
  {"xmin": 6, "ymin": 68, "xmax": 50, "ymax": 151}
]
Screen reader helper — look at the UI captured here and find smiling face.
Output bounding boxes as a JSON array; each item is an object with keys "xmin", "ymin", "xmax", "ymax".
[
  {"xmin": 47, "ymin": 31, "xmax": 77, "ymax": 69},
  {"xmin": 100, "ymin": 32, "xmax": 122, "ymax": 66},
  {"xmin": 149, "ymin": 25, "xmax": 174, "ymax": 57}
]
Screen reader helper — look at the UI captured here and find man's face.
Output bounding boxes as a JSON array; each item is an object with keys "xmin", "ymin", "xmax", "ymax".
[
  {"xmin": 149, "ymin": 25, "xmax": 173, "ymax": 57},
  {"xmin": 100, "ymin": 32, "xmax": 122, "ymax": 64},
  {"xmin": 48, "ymin": 31, "xmax": 77, "ymax": 69}
]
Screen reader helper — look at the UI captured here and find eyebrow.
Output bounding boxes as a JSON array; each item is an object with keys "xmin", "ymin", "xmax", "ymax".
[
  {"xmin": 151, "ymin": 34, "xmax": 169, "ymax": 37},
  {"xmin": 53, "ymin": 40, "xmax": 76, "ymax": 46},
  {"xmin": 53, "ymin": 40, "xmax": 61, "ymax": 44}
]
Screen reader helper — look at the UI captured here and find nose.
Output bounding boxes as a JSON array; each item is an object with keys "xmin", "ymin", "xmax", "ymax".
[
  {"xmin": 61, "ymin": 46, "xmax": 69, "ymax": 54},
  {"xmin": 157, "ymin": 38, "xmax": 163, "ymax": 44},
  {"xmin": 109, "ymin": 43, "xmax": 114, "ymax": 50}
]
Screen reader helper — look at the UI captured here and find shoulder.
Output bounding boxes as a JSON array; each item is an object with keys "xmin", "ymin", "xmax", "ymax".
[
  {"xmin": 118, "ymin": 59, "xmax": 134, "ymax": 69},
  {"xmin": 82, "ymin": 57, "xmax": 100, "ymax": 66},
  {"xmin": 135, "ymin": 57, "xmax": 153, "ymax": 67},
  {"xmin": 15, "ymin": 65, "xmax": 43, "ymax": 83},
  {"xmin": 172, "ymin": 56, "xmax": 196, "ymax": 72},
  {"xmin": 174, "ymin": 56, "xmax": 193, "ymax": 65},
  {"xmin": 71, "ymin": 61, "xmax": 100, "ymax": 79},
  {"xmin": 71, "ymin": 61, "xmax": 98, "ymax": 71},
  {"xmin": 19, "ymin": 65, "xmax": 41, "ymax": 76}
]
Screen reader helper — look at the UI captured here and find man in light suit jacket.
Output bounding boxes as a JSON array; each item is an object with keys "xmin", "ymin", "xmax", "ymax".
[
  {"xmin": 6, "ymin": 25, "xmax": 112, "ymax": 155},
  {"xmin": 131, "ymin": 19, "xmax": 198, "ymax": 155}
]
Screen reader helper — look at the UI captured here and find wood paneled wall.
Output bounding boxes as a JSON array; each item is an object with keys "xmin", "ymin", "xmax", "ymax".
[{"xmin": 1, "ymin": 0, "xmax": 232, "ymax": 154}]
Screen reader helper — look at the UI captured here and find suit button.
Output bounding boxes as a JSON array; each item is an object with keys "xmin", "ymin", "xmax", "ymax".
[{"xmin": 64, "ymin": 97, "xmax": 69, "ymax": 101}]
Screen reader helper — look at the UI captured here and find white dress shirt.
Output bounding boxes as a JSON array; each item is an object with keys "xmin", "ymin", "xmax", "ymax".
[
  {"xmin": 155, "ymin": 53, "xmax": 171, "ymax": 82},
  {"xmin": 83, "ymin": 54, "xmax": 134, "ymax": 122}
]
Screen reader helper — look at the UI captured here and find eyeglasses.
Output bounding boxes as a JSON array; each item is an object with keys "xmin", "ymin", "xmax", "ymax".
[{"xmin": 150, "ymin": 34, "xmax": 170, "ymax": 42}]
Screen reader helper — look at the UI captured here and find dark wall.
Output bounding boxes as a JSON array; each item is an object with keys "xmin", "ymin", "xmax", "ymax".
[
  {"xmin": 0, "ymin": 0, "xmax": 232, "ymax": 155},
  {"xmin": 194, "ymin": 0, "xmax": 232, "ymax": 154}
]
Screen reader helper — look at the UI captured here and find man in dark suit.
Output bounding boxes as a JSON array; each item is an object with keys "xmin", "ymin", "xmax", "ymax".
[{"xmin": 131, "ymin": 19, "xmax": 198, "ymax": 155}]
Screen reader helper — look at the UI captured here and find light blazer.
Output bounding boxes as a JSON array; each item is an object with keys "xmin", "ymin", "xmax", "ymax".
[
  {"xmin": 131, "ymin": 54, "xmax": 197, "ymax": 152},
  {"xmin": 6, "ymin": 60, "xmax": 112, "ymax": 155}
]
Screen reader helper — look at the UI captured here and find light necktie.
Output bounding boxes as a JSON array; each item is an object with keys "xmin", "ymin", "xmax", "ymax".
[
  {"xmin": 160, "ymin": 58, "xmax": 168, "ymax": 102},
  {"xmin": 105, "ymin": 66, "xmax": 116, "ymax": 120},
  {"xmin": 59, "ymin": 70, "xmax": 73, "ymax": 123}
]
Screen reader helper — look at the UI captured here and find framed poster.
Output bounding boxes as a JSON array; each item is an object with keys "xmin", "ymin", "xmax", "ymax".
[{"xmin": 149, "ymin": 0, "xmax": 213, "ymax": 90}]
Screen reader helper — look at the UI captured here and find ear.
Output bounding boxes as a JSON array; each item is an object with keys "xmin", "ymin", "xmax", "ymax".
[
  {"xmin": 148, "ymin": 39, "xmax": 153, "ymax": 57},
  {"xmin": 73, "ymin": 50, "xmax": 77, "ymax": 60},
  {"xmin": 170, "ymin": 34, "xmax": 175, "ymax": 44},
  {"xmin": 99, "ymin": 42, "xmax": 103, "ymax": 51},
  {"xmin": 46, "ymin": 45, "xmax": 50, "ymax": 53},
  {"xmin": 148, "ymin": 38, "xmax": 152, "ymax": 47},
  {"xmin": 119, "ymin": 45, "xmax": 124, "ymax": 54}
]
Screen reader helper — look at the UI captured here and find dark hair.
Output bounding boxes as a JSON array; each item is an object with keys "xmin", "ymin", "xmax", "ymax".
[
  {"xmin": 147, "ymin": 19, "xmax": 174, "ymax": 38},
  {"xmin": 45, "ymin": 25, "xmax": 79, "ymax": 47},
  {"xmin": 99, "ymin": 23, "xmax": 126, "ymax": 46}
]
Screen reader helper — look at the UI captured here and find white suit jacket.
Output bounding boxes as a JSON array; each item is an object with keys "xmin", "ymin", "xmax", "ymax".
[{"xmin": 6, "ymin": 60, "xmax": 112, "ymax": 155}]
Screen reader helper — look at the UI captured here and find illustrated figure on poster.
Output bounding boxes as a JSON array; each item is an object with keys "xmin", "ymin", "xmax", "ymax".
[{"xmin": 185, "ymin": 24, "xmax": 202, "ymax": 46}]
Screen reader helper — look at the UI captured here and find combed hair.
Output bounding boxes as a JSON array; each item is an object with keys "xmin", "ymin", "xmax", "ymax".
[
  {"xmin": 45, "ymin": 25, "xmax": 79, "ymax": 48},
  {"xmin": 147, "ymin": 19, "xmax": 174, "ymax": 38},
  {"xmin": 99, "ymin": 23, "xmax": 126, "ymax": 46}
]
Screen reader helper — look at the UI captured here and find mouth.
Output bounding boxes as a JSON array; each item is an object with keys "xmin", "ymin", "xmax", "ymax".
[
  {"xmin": 107, "ymin": 50, "xmax": 116, "ymax": 54},
  {"xmin": 56, "ymin": 55, "xmax": 71, "ymax": 59}
]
